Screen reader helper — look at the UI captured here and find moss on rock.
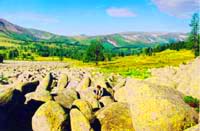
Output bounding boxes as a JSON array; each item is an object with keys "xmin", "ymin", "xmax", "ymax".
[
  {"xmin": 95, "ymin": 102, "xmax": 134, "ymax": 131},
  {"xmin": 32, "ymin": 101, "xmax": 68, "ymax": 131}
]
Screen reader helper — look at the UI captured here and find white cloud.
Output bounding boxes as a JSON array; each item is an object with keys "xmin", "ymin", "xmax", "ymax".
[
  {"xmin": 151, "ymin": 0, "xmax": 200, "ymax": 18},
  {"xmin": 106, "ymin": 7, "xmax": 136, "ymax": 17}
]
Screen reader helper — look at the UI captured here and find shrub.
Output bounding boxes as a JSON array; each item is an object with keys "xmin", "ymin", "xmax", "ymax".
[{"xmin": 183, "ymin": 96, "xmax": 199, "ymax": 112}]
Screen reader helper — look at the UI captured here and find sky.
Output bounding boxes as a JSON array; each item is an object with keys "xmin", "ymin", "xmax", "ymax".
[{"xmin": 0, "ymin": 0, "xmax": 199, "ymax": 36}]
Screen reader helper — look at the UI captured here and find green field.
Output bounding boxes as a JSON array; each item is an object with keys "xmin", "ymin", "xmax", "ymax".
[{"xmin": 33, "ymin": 49, "xmax": 194, "ymax": 79}]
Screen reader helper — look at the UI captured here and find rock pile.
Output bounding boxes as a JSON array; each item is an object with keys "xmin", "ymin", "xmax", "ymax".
[{"xmin": 0, "ymin": 58, "xmax": 199, "ymax": 131}]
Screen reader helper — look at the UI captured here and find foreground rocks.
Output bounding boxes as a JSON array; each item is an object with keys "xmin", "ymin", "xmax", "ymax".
[
  {"xmin": 32, "ymin": 101, "xmax": 69, "ymax": 131},
  {"xmin": 0, "ymin": 58, "xmax": 199, "ymax": 131},
  {"xmin": 126, "ymin": 79, "xmax": 198, "ymax": 131},
  {"xmin": 149, "ymin": 57, "xmax": 200, "ymax": 99},
  {"xmin": 95, "ymin": 102, "xmax": 134, "ymax": 131}
]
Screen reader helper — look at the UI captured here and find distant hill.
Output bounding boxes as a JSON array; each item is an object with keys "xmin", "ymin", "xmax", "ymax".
[
  {"xmin": 0, "ymin": 18, "xmax": 188, "ymax": 48},
  {"xmin": 0, "ymin": 18, "xmax": 74, "ymax": 42},
  {"xmin": 76, "ymin": 32, "xmax": 188, "ymax": 48}
]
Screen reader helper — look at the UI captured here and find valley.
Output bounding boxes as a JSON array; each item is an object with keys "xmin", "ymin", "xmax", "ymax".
[{"xmin": 0, "ymin": 10, "xmax": 199, "ymax": 131}]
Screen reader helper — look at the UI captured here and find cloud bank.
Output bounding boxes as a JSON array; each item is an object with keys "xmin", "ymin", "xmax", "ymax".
[
  {"xmin": 106, "ymin": 7, "xmax": 136, "ymax": 17},
  {"xmin": 152, "ymin": 0, "xmax": 200, "ymax": 18}
]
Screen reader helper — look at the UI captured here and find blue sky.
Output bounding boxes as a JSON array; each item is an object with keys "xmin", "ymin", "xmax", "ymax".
[{"xmin": 0, "ymin": 0, "xmax": 199, "ymax": 36}]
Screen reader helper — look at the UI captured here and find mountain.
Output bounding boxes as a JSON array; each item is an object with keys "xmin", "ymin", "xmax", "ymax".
[
  {"xmin": 77, "ymin": 32, "xmax": 188, "ymax": 48},
  {"xmin": 0, "ymin": 18, "xmax": 73, "ymax": 42},
  {"xmin": 0, "ymin": 18, "xmax": 188, "ymax": 48}
]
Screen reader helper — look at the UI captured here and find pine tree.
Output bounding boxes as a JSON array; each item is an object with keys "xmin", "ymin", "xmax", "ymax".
[{"xmin": 189, "ymin": 13, "xmax": 200, "ymax": 57}]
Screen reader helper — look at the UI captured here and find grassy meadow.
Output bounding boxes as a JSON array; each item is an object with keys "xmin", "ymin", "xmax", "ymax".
[{"xmin": 34, "ymin": 49, "xmax": 194, "ymax": 79}]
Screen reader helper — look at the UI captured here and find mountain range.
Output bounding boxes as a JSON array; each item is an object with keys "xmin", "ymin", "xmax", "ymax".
[{"xmin": 0, "ymin": 18, "xmax": 188, "ymax": 48}]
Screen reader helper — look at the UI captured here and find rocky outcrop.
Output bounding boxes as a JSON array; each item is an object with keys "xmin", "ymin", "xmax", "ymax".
[
  {"xmin": 0, "ymin": 59, "xmax": 199, "ymax": 131},
  {"xmin": 70, "ymin": 108, "xmax": 93, "ymax": 131},
  {"xmin": 57, "ymin": 73, "xmax": 69, "ymax": 92},
  {"xmin": 72, "ymin": 99, "xmax": 93, "ymax": 121},
  {"xmin": 125, "ymin": 79, "xmax": 199, "ymax": 131},
  {"xmin": 54, "ymin": 88, "xmax": 78, "ymax": 109},
  {"xmin": 99, "ymin": 96, "xmax": 114, "ymax": 107},
  {"xmin": 95, "ymin": 102, "xmax": 134, "ymax": 131},
  {"xmin": 149, "ymin": 58, "xmax": 200, "ymax": 99},
  {"xmin": 36, "ymin": 73, "xmax": 53, "ymax": 92},
  {"xmin": 32, "ymin": 101, "xmax": 69, "ymax": 131}
]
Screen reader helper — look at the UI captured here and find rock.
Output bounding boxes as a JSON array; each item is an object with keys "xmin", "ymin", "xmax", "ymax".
[
  {"xmin": 184, "ymin": 124, "xmax": 200, "ymax": 131},
  {"xmin": 25, "ymin": 91, "xmax": 52, "ymax": 104},
  {"xmin": 95, "ymin": 102, "xmax": 134, "ymax": 131},
  {"xmin": 70, "ymin": 108, "xmax": 93, "ymax": 131},
  {"xmin": 36, "ymin": 73, "xmax": 53, "ymax": 92},
  {"xmin": 57, "ymin": 73, "xmax": 68, "ymax": 92},
  {"xmin": 72, "ymin": 99, "xmax": 93, "ymax": 121},
  {"xmin": 125, "ymin": 79, "xmax": 199, "ymax": 131},
  {"xmin": 79, "ymin": 88, "xmax": 101, "ymax": 109},
  {"xmin": 15, "ymin": 80, "xmax": 39, "ymax": 95},
  {"xmin": 99, "ymin": 96, "xmax": 114, "ymax": 107},
  {"xmin": 94, "ymin": 77, "xmax": 107, "ymax": 88},
  {"xmin": 114, "ymin": 87, "xmax": 127, "ymax": 102},
  {"xmin": 113, "ymin": 79, "xmax": 126, "ymax": 91},
  {"xmin": 176, "ymin": 58, "xmax": 200, "ymax": 99},
  {"xmin": 0, "ymin": 87, "xmax": 24, "ymax": 111},
  {"xmin": 149, "ymin": 58, "xmax": 200, "ymax": 99},
  {"xmin": 0, "ymin": 87, "xmax": 15, "ymax": 107},
  {"xmin": 76, "ymin": 76, "xmax": 91, "ymax": 91},
  {"xmin": 32, "ymin": 101, "xmax": 68, "ymax": 131},
  {"xmin": 54, "ymin": 88, "xmax": 78, "ymax": 109}
]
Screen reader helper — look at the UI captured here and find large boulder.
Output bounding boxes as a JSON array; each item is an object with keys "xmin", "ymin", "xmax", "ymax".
[
  {"xmin": 175, "ymin": 58, "xmax": 200, "ymax": 99},
  {"xmin": 57, "ymin": 73, "xmax": 69, "ymax": 92},
  {"xmin": 94, "ymin": 77, "xmax": 107, "ymax": 88},
  {"xmin": 99, "ymin": 96, "xmax": 114, "ymax": 107},
  {"xmin": 36, "ymin": 73, "xmax": 53, "ymax": 92},
  {"xmin": 95, "ymin": 102, "xmax": 134, "ymax": 131},
  {"xmin": 114, "ymin": 87, "xmax": 127, "ymax": 103},
  {"xmin": 76, "ymin": 76, "xmax": 91, "ymax": 91},
  {"xmin": 149, "ymin": 58, "xmax": 200, "ymax": 99},
  {"xmin": 25, "ymin": 90, "xmax": 52, "ymax": 104},
  {"xmin": 54, "ymin": 88, "xmax": 78, "ymax": 109},
  {"xmin": 125, "ymin": 79, "xmax": 199, "ymax": 131},
  {"xmin": 72, "ymin": 99, "xmax": 93, "ymax": 121},
  {"xmin": 113, "ymin": 79, "xmax": 126, "ymax": 91},
  {"xmin": 32, "ymin": 101, "xmax": 68, "ymax": 131},
  {"xmin": 0, "ymin": 87, "xmax": 24, "ymax": 111},
  {"xmin": 79, "ymin": 88, "xmax": 101, "ymax": 109},
  {"xmin": 0, "ymin": 87, "xmax": 15, "ymax": 107},
  {"xmin": 70, "ymin": 108, "xmax": 93, "ymax": 131},
  {"xmin": 15, "ymin": 80, "xmax": 39, "ymax": 95}
]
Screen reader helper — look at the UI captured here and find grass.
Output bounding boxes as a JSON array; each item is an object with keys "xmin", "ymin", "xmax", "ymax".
[
  {"xmin": 0, "ymin": 36, "xmax": 22, "ymax": 47},
  {"xmin": 34, "ymin": 49, "xmax": 194, "ymax": 79},
  {"xmin": 96, "ymin": 49, "xmax": 194, "ymax": 79}
]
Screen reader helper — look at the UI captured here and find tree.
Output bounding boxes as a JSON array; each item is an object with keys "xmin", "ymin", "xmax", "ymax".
[
  {"xmin": 84, "ymin": 39, "xmax": 104, "ymax": 65},
  {"xmin": 0, "ymin": 54, "xmax": 3, "ymax": 63},
  {"xmin": 59, "ymin": 45, "xmax": 64, "ymax": 61},
  {"xmin": 189, "ymin": 13, "xmax": 200, "ymax": 57}
]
